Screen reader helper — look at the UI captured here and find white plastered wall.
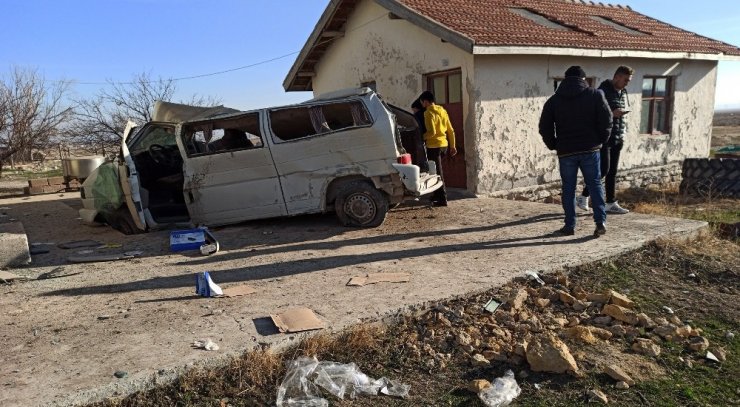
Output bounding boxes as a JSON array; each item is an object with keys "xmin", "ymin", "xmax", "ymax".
[
  {"xmin": 311, "ymin": 0, "xmax": 476, "ymax": 188},
  {"xmin": 471, "ymin": 55, "xmax": 718, "ymax": 194}
]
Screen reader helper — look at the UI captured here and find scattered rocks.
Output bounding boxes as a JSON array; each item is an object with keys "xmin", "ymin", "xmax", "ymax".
[
  {"xmin": 589, "ymin": 327, "xmax": 613, "ymax": 340},
  {"xmin": 558, "ymin": 290, "xmax": 577, "ymax": 305},
  {"xmin": 636, "ymin": 313, "xmax": 656, "ymax": 328},
  {"xmin": 508, "ymin": 289, "xmax": 528, "ymax": 310},
  {"xmin": 607, "ymin": 325, "xmax": 627, "ymax": 337},
  {"xmin": 567, "ymin": 316, "xmax": 580, "ymax": 327},
  {"xmin": 609, "ymin": 291, "xmax": 634, "ymax": 308},
  {"xmin": 592, "ymin": 316, "xmax": 612, "ymax": 326},
  {"xmin": 588, "ymin": 388, "xmax": 609, "ymax": 404},
  {"xmin": 472, "ymin": 353, "xmax": 490, "ymax": 366},
  {"xmin": 616, "ymin": 381, "xmax": 630, "ymax": 390},
  {"xmin": 468, "ymin": 379, "xmax": 491, "ymax": 393},
  {"xmin": 565, "ymin": 326, "xmax": 598, "ymax": 344},
  {"xmin": 676, "ymin": 325, "xmax": 694, "ymax": 338},
  {"xmin": 113, "ymin": 371, "xmax": 127, "ymax": 379},
  {"xmin": 587, "ymin": 291, "xmax": 612, "ymax": 304},
  {"xmin": 654, "ymin": 324, "xmax": 678, "ymax": 340},
  {"xmin": 526, "ymin": 334, "xmax": 579, "ymax": 374},
  {"xmin": 602, "ymin": 304, "xmax": 638, "ymax": 325},
  {"xmin": 97, "ymin": 315, "xmax": 111, "ymax": 321},
  {"xmin": 688, "ymin": 336, "xmax": 710, "ymax": 352},
  {"xmin": 572, "ymin": 300, "xmax": 591, "ymax": 312},
  {"xmin": 553, "ymin": 318, "xmax": 569, "ymax": 327},
  {"xmin": 632, "ymin": 338, "xmax": 661, "ymax": 357},
  {"xmin": 535, "ymin": 298, "xmax": 551, "ymax": 308},
  {"xmin": 456, "ymin": 331, "xmax": 473, "ymax": 347},
  {"xmin": 604, "ymin": 364, "xmax": 635, "ymax": 386}
]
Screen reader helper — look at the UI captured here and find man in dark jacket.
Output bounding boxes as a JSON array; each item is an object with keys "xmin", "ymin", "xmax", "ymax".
[
  {"xmin": 578, "ymin": 66, "xmax": 633, "ymax": 214},
  {"xmin": 539, "ymin": 66, "xmax": 613, "ymax": 236}
]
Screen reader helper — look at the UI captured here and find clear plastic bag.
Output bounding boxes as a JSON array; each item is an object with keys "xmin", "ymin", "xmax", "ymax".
[
  {"xmin": 276, "ymin": 357, "xmax": 409, "ymax": 405},
  {"xmin": 276, "ymin": 357, "xmax": 327, "ymax": 407},
  {"xmin": 478, "ymin": 370, "xmax": 521, "ymax": 407}
]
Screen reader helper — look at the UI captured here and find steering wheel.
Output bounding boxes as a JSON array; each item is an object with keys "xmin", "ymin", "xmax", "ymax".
[{"xmin": 148, "ymin": 144, "xmax": 176, "ymax": 167}]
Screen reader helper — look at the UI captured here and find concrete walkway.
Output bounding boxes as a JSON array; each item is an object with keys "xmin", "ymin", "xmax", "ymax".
[{"xmin": 0, "ymin": 193, "xmax": 705, "ymax": 407}]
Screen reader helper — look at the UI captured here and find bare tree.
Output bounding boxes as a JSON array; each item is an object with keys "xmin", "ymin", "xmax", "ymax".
[
  {"xmin": 0, "ymin": 67, "xmax": 73, "ymax": 174},
  {"xmin": 71, "ymin": 72, "xmax": 221, "ymax": 155}
]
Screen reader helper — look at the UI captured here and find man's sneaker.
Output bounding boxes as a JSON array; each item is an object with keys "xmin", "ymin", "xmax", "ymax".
[
  {"xmin": 594, "ymin": 223, "xmax": 607, "ymax": 236},
  {"xmin": 606, "ymin": 201, "xmax": 630, "ymax": 214},
  {"xmin": 558, "ymin": 227, "xmax": 575, "ymax": 236},
  {"xmin": 576, "ymin": 195, "xmax": 591, "ymax": 212}
]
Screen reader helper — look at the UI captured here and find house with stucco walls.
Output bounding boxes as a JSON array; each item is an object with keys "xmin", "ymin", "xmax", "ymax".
[{"xmin": 284, "ymin": 0, "xmax": 740, "ymax": 198}]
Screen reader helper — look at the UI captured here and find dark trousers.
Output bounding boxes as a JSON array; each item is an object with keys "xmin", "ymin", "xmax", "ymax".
[
  {"xmin": 426, "ymin": 147, "xmax": 447, "ymax": 203},
  {"xmin": 583, "ymin": 142, "xmax": 622, "ymax": 203}
]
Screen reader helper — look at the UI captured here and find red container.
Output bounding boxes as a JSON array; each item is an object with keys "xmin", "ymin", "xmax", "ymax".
[{"xmin": 397, "ymin": 153, "xmax": 412, "ymax": 164}]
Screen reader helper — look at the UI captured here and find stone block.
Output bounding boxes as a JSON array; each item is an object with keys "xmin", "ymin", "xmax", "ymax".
[
  {"xmin": 42, "ymin": 185, "xmax": 63, "ymax": 193},
  {"xmin": 0, "ymin": 221, "xmax": 32, "ymax": 267},
  {"xmin": 27, "ymin": 186, "xmax": 45, "ymax": 195},
  {"xmin": 47, "ymin": 176, "xmax": 66, "ymax": 185},
  {"xmin": 28, "ymin": 178, "xmax": 48, "ymax": 187}
]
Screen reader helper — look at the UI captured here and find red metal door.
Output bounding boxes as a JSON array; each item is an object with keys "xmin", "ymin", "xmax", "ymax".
[{"xmin": 425, "ymin": 70, "xmax": 466, "ymax": 188}]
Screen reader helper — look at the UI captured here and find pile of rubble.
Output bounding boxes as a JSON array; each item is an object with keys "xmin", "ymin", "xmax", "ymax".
[{"xmin": 400, "ymin": 272, "xmax": 727, "ymax": 403}]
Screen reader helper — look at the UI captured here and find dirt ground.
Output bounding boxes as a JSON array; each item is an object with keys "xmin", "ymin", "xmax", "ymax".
[{"xmin": 0, "ymin": 191, "xmax": 705, "ymax": 407}]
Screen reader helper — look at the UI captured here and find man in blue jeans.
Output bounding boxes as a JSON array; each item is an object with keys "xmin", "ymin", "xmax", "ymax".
[{"xmin": 539, "ymin": 66, "xmax": 613, "ymax": 236}]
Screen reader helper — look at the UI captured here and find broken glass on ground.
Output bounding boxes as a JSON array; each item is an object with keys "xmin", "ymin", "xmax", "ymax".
[
  {"xmin": 276, "ymin": 356, "xmax": 410, "ymax": 406},
  {"xmin": 483, "ymin": 298, "xmax": 502, "ymax": 313}
]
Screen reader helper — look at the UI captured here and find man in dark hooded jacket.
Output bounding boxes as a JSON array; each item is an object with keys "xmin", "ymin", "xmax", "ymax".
[{"xmin": 539, "ymin": 66, "xmax": 613, "ymax": 236}]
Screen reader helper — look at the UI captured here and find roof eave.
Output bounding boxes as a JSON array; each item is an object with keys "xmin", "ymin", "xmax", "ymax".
[
  {"xmin": 283, "ymin": 0, "xmax": 344, "ymax": 92},
  {"xmin": 472, "ymin": 45, "xmax": 740, "ymax": 61}
]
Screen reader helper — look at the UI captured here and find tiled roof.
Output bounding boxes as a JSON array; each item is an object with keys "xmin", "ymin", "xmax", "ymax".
[
  {"xmin": 398, "ymin": 0, "xmax": 740, "ymax": 55},
  {"xmin": 284, "ymin": 0, "xmax": 740, "ymax": 91}
]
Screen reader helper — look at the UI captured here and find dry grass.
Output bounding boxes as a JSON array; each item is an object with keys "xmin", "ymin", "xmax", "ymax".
[
  {"xmin": 91, "ymin": 324, "xmax": 386, "ymax": 407},
  {"xmin": 621, "ymin": 186, "xmax": 740, "ymax": 227}
]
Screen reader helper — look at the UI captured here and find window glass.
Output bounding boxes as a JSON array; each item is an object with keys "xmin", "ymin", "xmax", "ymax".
[
  {"xmin": 655, "ymin": 78, "xmax": 667, "ymax": 97},
  {"xmin": 270, "ymin": 101, "xmax": 372, "ymax": 142},
  {"xmin": 655, "ymin": 100, "xmax": 668, "ymax": 133},
  {"xmin": 433, "ymin": 76, "xmax": 447, "ymax": 104},
  {"xmin": 640, "ymin": 100, "xmax": 651, "ymax": 134},
  {"xmin": 642, "ymin": 78, "xmax": 653, "ymax": 97},
  {"xmin": 448, "ymin": 73, "xmax": 462, "ymax": 104}
]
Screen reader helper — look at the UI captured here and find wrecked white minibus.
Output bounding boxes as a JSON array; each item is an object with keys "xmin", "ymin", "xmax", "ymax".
[{"xmin": 79, "ymin": 88, "xmax": 442, "ymax": 234}]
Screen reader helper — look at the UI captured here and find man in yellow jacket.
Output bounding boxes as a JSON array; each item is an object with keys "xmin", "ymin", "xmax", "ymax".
[{"xmin": 420, "ymin": 90, "xmax": 457, "ymax": 206}]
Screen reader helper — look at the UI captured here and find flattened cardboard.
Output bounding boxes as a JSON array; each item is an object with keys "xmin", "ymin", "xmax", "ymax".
[
  {"xmin": 347, "ymin": 272, "xmax": 411, "ymax": 286},
  {"xmin": 221, "ymin": 284, "xmax": 257, "ymax": 298},
  {"xmin": 270, "ymin": 307, "xmax": 325, "ymax": 333}
]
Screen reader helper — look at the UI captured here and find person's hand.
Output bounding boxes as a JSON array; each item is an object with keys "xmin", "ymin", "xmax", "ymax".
[
  {"xmin": 448, "ymin": 146, "xmax": 458, "ymax": 157},
  {"xmin": 613, "ymin": 108, "xmax": 626, "ymax": 118}
]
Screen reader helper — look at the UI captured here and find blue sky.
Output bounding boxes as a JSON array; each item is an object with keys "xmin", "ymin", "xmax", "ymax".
[{"xmin": 1, "ymin": 0, "xmax": 738, "ymax": 110}]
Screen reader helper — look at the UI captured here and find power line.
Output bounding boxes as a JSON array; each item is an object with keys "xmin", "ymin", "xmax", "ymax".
[{"xmin": 52, "ymin": 11, "xmax": 389, "ymax": 87}]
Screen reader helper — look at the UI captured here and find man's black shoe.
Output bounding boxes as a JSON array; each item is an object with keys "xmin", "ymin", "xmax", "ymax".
[
  {"xmin": 594, "ymin": 223, "xmax": 607, "ymax": 236},
  {"xmin": 558, "ymin": 227, "xmax": 575, "ymax": 236},
  {"xmin": 431, "ymin": 200, "xmax": 448, "ymax": 207}
]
